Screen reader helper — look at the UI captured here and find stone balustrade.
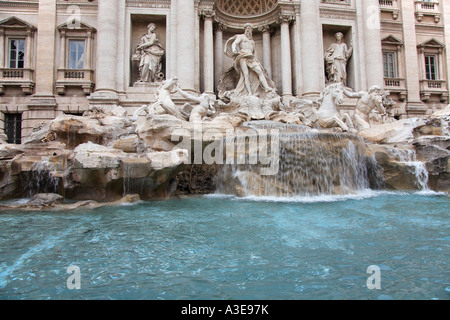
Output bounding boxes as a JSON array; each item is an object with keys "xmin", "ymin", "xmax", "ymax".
[{"xmin": 0, "ymin": 68, "xmax": 34, "ymax": 94}]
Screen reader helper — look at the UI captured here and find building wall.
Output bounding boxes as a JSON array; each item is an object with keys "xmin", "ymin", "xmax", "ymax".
[{"xmin": 0, "ymin": 0, "xmax": 448, "ymax": 142}]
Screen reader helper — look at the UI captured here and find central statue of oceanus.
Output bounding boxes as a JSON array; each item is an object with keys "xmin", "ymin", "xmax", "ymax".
[{"xmin": 218, "ymin": 23, "xmax": 277, "ymax": 101}]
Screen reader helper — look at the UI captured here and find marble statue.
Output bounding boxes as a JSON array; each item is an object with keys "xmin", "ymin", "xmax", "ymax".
[
  {"xmin": 325, "ymin": 32, "xmax": 353, "ymax": 86},
  {"xmin": 293, "ymin": 83, "xmax": 351, "ymax": 131},
  {"xmin": 176, "ymin": 88, "xmax": 216, "ymax": 123},
  {"xmin": 216, "ymin": 23, "xmax": 280, "ymax": 121},
  {"xmin": 132, "ymin": 23, "xmax": 165, "ymax": 83},
  {"xmin": 132, "ymin": 77, "xmax": 187, "ymax": 121},
  {"xmin": 315, "ymin": 82, "xmax": 352, "ymax": 131},
  {"xmin": 222, "ymin": 23, "xmax": 275, "ymax": 97},
  {"xmin": 343, "ymin": 86, "xmax": 388, "ymax": 131}
]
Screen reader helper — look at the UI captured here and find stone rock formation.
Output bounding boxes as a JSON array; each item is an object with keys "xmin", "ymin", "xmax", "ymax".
[{"xmin": 0, "ymin": 80, "xmax": 448, "ymax": 208}]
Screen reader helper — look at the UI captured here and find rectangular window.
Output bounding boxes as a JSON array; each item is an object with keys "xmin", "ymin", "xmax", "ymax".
[
  {"xmin": 383, "ymin": 52, "xmax": 396, "ymax": 78},
  {"xmin": 4, "ymin": 113, "xmax": 22, "ymax": 144},
  {"xmin": 69, "ymin": 39, "xmax": 85, "ymax": 69},
  {"xmin": 9, "ymin": 39, "xmax": 25, "ymax": 69},
  {"xmin": 425, "ymin": 55, "xmax": 437, "ymax": 80}
]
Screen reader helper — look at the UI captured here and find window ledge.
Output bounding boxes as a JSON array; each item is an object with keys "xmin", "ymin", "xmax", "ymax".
[
  {"xmin": 415, "ymin": 1, "xmax": 441, "ymax": 23},
  {"xmin": 379, "ymin": 0, "xmax": 400, "ymax": 20},
  {"xmin": 420, "ymin": 79, "xmax": 448, "ymax": 102},
  {"xmin": 0, "ymin": 68, "xmax": 34, "ymax": 94},
  {"xmin": 55, "ymin": 69, "xmax": 94, "ymax": 95}
]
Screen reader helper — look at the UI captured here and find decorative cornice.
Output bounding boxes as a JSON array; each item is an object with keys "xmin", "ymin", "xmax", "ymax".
[
  {"xmin": 0, "ymin": 1, "xmax": 39, "ymax": 9},
  {"xmin": 125, "ymin": 0, "xmax": 171, "ymax": 9},
  {"xmin": 321, "ymin": 0, "xmax": 351, "ymax": 5},
  {"xmin": 320, "ymin": 7, "xmax": 356, "ymax": 20}
]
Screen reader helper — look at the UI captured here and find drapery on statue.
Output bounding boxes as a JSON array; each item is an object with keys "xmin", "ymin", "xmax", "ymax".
[
  {"xmin": 223, "ymin": 23, "xmax": 275, "ymax": 97},
  {"xmin": 132, "ymin": 23, "xmax": 165, "ymax": 83},
  {"xmin": 325, "ymin": 32, "xmax": 353, "ymax": 86}
]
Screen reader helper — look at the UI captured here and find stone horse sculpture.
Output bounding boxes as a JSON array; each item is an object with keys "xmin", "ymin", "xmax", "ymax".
[{"xmin": 308, "ymin": 82, "xmax": 352, "ymax": 132}]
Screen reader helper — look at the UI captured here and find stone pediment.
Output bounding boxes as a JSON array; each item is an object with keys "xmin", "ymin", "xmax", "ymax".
[
  {"xmin": 382, "ymin": 35, "xmax": 403, "ymax": 45},
  {"xmin": 0, "ymin": 16, "xmax": 36, "ymax": 31},
  {"xmin": 418, "ymin": 38, "xmax": 445, "ymax": 49},
  {"xmin": 57, "ymin": 20, "xmax": 96, "ymax": 33}
]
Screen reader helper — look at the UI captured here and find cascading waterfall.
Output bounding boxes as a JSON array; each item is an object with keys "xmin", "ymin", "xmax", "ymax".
[
  {"xmin": 23, "ymin": 158, "xmax": 60, "ymax": 198},
  {"xmin": 386, "ymin": 147, "xmax": 430, "ymax": 191},
  {"xmin": 216, "ymin": 125, "xmax": 374, "ymax": 197},
  {"xmin": 121, "ymin": 158, "xmax": 146, "ymax": 197}
]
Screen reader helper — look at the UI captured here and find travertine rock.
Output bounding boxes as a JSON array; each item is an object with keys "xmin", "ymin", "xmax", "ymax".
[{"xmin": 359, "ymin": 118, "xmax": 426, "ymax": 144}]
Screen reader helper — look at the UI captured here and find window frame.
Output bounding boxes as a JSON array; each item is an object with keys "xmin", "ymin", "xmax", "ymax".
[
  {"xmin": 424, "ymin": 54, "xmax": 438, "ymax": 80},
  {"xmin": 67, "ymin": 38, "xmax": 86, "ymax": 70},
  {"xmin": 4, "ymin": 113, "xmax": 22, "ymax": 144},
  {"xmin": 383, "ymin": 51, "xmax": 397, "ymax": 78},
  {"xmin": 8, "ymin": 37, "xmax": 25, "ymax": 69}
]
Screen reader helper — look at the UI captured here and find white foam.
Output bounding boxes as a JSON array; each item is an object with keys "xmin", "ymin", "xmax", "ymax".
[{"xmin": 206, "ymin": 189, "xmax": 409, "ymax": 203}]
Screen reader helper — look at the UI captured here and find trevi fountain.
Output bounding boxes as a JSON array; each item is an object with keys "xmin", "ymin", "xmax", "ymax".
[{"xmin": 0, "ymin": 22, "xmax": 448, "ymax": 301}]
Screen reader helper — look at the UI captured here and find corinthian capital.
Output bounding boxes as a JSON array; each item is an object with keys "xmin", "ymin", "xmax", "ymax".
[
  {"xmin": 199, "ymin": 9, "xmax": 215, "ymax": 20},
  {"xmin": 278, "ymin": 14, "xmax": 295, "ymax": 24},
  {"xmin": 258, "ymin": 25, "xmax": 274, "ymax": 34}
]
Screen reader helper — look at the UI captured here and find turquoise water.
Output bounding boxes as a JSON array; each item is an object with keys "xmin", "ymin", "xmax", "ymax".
[{"xmin": 0, "ymin": 191, "xmax": 449, "ymax": 300}]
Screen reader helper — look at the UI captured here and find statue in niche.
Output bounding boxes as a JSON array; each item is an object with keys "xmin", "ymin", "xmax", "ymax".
[
  {"xmin": 220, "ymin": 23, "xmax": 276, "ymax": 99},
  {"xmin": 132, "ymin": 23, "xmax": 165, "ymax": 83},
  {"xmin": 325, "ymin": 32, "xmax": 353, "ymax": 86}
]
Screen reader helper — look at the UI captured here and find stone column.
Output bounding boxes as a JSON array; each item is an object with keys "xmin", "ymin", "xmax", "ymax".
[
  {"xmin": 259, "ymin": 25, "xmax": 273, "ymax": 79},
  {"xmin": 93, "ymin": 0, "xmax": 118, "ymax": 94},
  {"xmin": 25, "ymin": 0, "xmax": 57, "ymax": 139},
  {"xmin": 0, "ymin": 29, "xmax": 5, "ymax": 69},
  {"xmin": 361, "ymin": 0, "xmax": 384, "ymax": 89},
  {"xmin": 201, "ymin": 9, "xmax": 215, "ymax": 95},
  {"xmin": 177, "ymin": 0, "xmax": 196, "ymax": 91},
  {"xmin": 59, "ymin": 30, "xmax": 66, "ymax": 69},
  {"xmin": 85, "ymin": 31, "xmax": 92, "ymax": 70},
  {"xmin": 168, "ymin": 0, "xmax": 178, "ymax": 78},
  {"xmin": 25, "ymin": 29, "xmax": 33, "ymax": 69},
  {"xmin": 400, "ymin": 0, "xmax": 426, "ymax": 115},
  {"xmin": 300, "ymin": 0, "xmax": 323, "ymax": 97},
  {"xmin": 33, "ymin": 0, "xmax": 57, "ymax": 97},
  {"xmin": 280, "ymin": 15, "xmax": 294, "ymax": 99},
  {"xmin": 444, "ymin": 0, "xmax": 450, "ymax": 96},
  {"xmin": 214, "ymin": 23, "xmax": 226, "ymax": 90},
  {"xmin": 115, "ymin": 0, "xmax": 126, "ymax": 93}
]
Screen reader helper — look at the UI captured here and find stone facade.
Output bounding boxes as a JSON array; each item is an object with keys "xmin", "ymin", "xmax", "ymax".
[{"xmin": 0, "ymin": 0, "xmax": 449, "ymax": 143}]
